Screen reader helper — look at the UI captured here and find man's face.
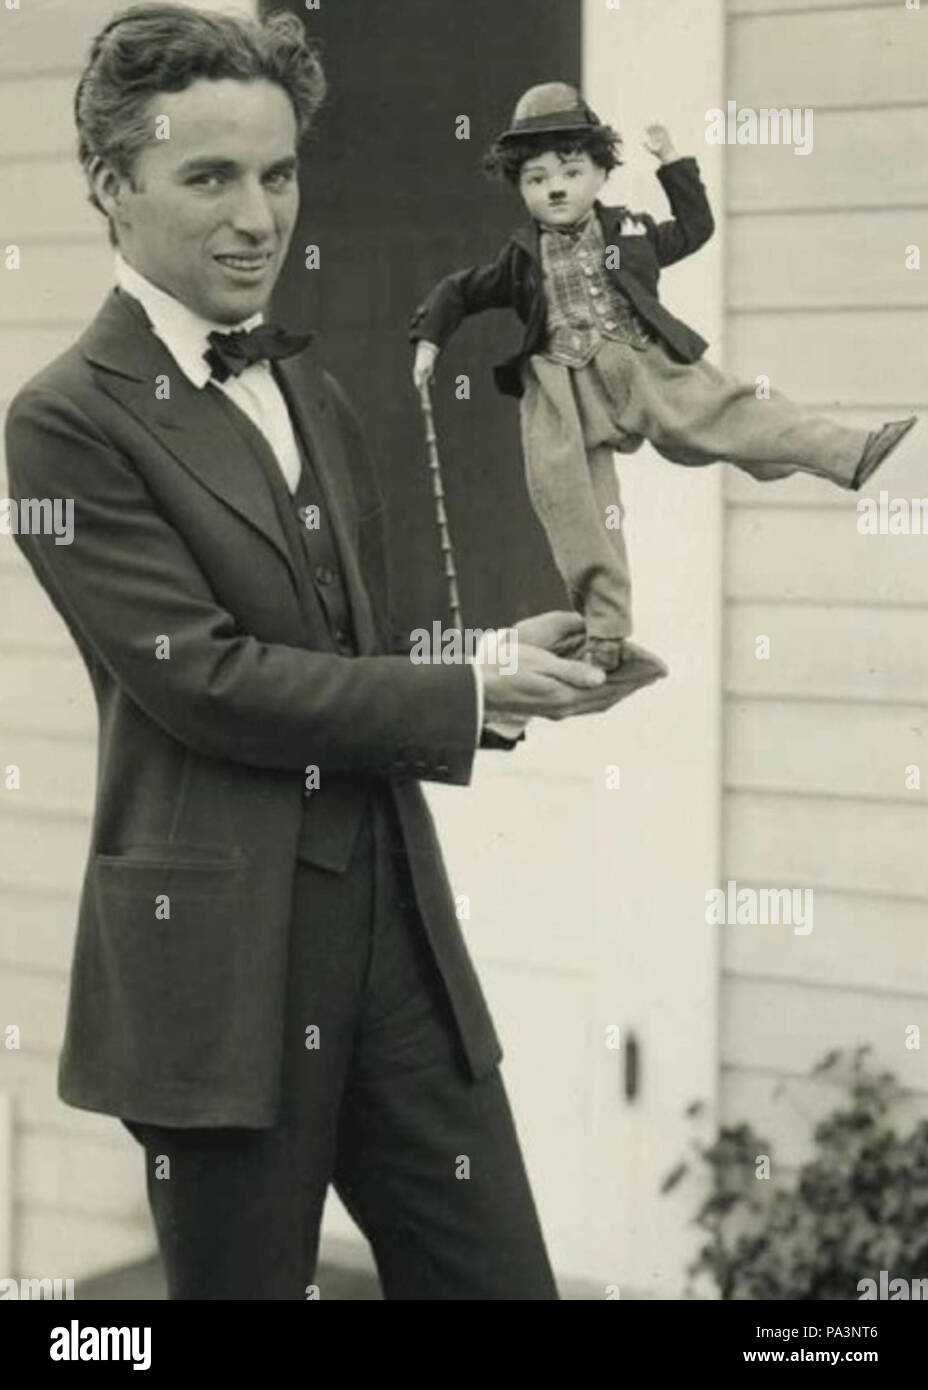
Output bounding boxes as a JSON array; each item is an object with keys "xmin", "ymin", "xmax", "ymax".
[
  {"xmin": 99, "ymin": 78, "xmax": 300, "ymax": 324},
  {"xmin": 518, "ymin": 148, "xmax": 606, "ymax": 230}
]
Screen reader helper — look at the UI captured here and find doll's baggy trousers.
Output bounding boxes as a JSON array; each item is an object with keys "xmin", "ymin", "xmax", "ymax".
[{"xmin": 518, "ymin": 338, "xmax": 869, "ymax": 641}]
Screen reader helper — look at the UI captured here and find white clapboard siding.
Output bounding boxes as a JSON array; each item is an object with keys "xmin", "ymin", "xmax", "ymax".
[
  {"xmin": 730, "ymin": 7, "xmax": 927, "ymax": 109},
  {"xmin": 725, "ymin": 410, "xmax": 925, "ymax": 507},
  {"xmin": 19, "ymin": 1133, "xmax": 147, "ymax": 1222},
  {"xmin": 722, "ymin": 888, "xmax": 928, "ymax": 998},
  {"xmin": 0, "ymin": 0, "xmax": 114, "ymax": 1289},
  {"xmin": 723, "ymin": 0, "xmax": 928, "ymax": 1185},
  {"xmin": 724, "ymin": 789, "xmax": 928, "ymax": 899},
  {"xmin": 726, "ymin": 308, "xmax": 927, "ymax": 404},
  {"xmin": 0, "ymin": 1050, "xmax": 108, "ymax": 1137},
  {"xmin": 0, "ymin": 528, "xmax": 29, "ymax": 568},
  {"xmin": 726, "ymin": 699, "xmax": 928, "ymax": 800},
  {"xmin": 645, "ymin": 4, "xmax": 923, "ymax": 1222},
  {"xmin": 0, "ymin": 563, "xmax": 76, "ymax": 651},
  {"xmin": 16, "ymin": 1209, "xmax": 155, "ymax": 1287},
  {"xmin": 0, "ymin": 968, "xmax": 68, "ymax": 1054},
  {"xmin": 728, "ymin": 211, "xmax": 926, "ymax": 311},
  {"xmin": 0, "ymin": 330, "xmax": 83, "ymax": 399},
  {"xmin": 1, "ymin": 159, "xmax": 101, "ymax": 242},
  {"xmin": 721, "ymin": 978, "xmax": 928, "ymax": 1091},
  {"xmin": 721, "ymin": 1069, "xmax": 928, "ymax": 1170},
  {"xmin": 0, "ymin": 885, "xmax": 86, "ymax": 975},
  {"xmin": 0, "ymin": 242, "xmax": 115, "ymax": 326},
  {"xmin": 0, "ymin": 734, "xmax": 94, "ymax": 820},
  {"xmin": 0, "ymin": 0, "xmax": 126, "ymax": 76},
  {"xmin": 727, "ymin": 509, "xmax": 928, "ymax": 605},
  {"xmin": 1, "ymin": 653, "xmax": 95, "ymax": 737},
  {"xmin": 731, "ymin": 0, "xmax": 898, "ymax": 13},
  {"xmin": 726, "ymin": 603, "xmax": 928, "ymax": 702},
  {"xmin": 728, "ymin": 107, "xmax": 928, "ymax": 212},
  {"xmin": 0, "ymin": 77, "xmax": 79, "ymax": 160},
  {"xmin": 0, "ymin": 811, "xmax": 90, "ymax": 897}
]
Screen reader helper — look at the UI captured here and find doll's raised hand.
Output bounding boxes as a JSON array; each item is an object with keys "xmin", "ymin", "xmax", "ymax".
[
  {"xmin": 642, "ymin": 123, "xmax": 679, "ymax": 164},
  {"xmin": 413, "ymin": 340, "xmax": 440, "ymax": 392}
]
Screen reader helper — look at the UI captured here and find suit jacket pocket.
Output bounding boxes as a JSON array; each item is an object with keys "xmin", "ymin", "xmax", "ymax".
[{"xmin": 92, "ymin": 852, "xmax": 248, "ymax": 1084}]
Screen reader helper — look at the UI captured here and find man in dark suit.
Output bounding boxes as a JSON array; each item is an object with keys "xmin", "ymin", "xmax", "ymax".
[{"xmin": 5, "ymin": 6, "xmax": 642, "ymax": 1299}]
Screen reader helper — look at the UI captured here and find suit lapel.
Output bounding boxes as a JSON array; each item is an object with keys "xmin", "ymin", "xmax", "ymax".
[
  {"xmin": 594, "ymin": 201, "xmax": 658, "ymax": 315},
  {"xmin": 82, "ymin": 289, "xmax": 299, "ymax": 591}
]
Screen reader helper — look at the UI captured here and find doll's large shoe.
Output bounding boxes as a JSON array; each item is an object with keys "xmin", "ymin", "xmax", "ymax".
[
  {"xmin": 584, "ymin": 637, "xmax": 626, "ymax": 672},
  {"xmin": 852, "ymin": 416, "xmax": 917, "ymax": 491},
  {"xmin": 584, "ymin": 637, "xmax": 668, "ymax": 695}
]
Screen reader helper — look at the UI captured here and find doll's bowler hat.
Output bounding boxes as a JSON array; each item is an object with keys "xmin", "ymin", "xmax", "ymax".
[{"xmin": 496, "ymin": 82, "xmax": 605, "ymax": 144}]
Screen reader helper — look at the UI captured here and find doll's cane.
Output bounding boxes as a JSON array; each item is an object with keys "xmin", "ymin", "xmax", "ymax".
[{"xmin": 418, "ymin": 380, "xmax": 464, "ymax": 633}]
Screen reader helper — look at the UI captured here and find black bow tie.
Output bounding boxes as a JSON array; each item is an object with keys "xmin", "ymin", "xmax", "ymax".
[{"xmin": 204, "ymin": 323, "xmax": 312, "ymax": 382}]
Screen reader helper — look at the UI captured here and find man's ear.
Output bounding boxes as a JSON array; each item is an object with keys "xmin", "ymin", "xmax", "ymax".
[{"xmin": 88, "ymin": 156, "xmax": 133, "ymax": 234}]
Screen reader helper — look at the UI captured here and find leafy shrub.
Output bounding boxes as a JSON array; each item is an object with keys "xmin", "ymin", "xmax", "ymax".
[{"xmin": 661, "ymin": 1045, "xmax": 928, "ymax": 1299}]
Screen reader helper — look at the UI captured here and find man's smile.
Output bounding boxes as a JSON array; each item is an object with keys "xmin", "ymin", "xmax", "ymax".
[{"xmin": 214, "ymin": 250, "xmax": 275, "ymax": 277}]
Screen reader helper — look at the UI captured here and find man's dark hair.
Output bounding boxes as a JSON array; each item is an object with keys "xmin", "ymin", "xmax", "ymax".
[
  {"xmin": 74, "ymin": 3, "xmax": 326, "ymax": 246},
  {"xmin": 482, "ymin": 126, "xmax": 623, "ymax": 186}
]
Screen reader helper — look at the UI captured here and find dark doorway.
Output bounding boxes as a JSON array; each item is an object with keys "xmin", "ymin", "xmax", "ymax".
[{"xmin": 265, "ymin": 0, "xmax": 580, "ymax": 633}]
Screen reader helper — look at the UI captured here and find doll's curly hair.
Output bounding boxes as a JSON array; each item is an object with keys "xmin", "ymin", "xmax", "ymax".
[{"xmin": 482, "ymin": 125, "xmax": 623, "ymax": 185}]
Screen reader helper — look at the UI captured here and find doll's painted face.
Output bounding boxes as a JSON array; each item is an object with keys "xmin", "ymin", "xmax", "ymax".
[{"xmin": 518, "ymin": 149, "xmax": 607, "ymax": 230}]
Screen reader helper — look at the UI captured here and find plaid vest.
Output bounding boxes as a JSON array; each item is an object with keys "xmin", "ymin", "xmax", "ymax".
[{"xmin": 539, "ymin": 213, "xmax": 651, "ymax": 368}]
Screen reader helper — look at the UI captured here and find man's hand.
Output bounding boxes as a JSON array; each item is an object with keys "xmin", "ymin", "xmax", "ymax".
[
  {"xmin": 480, "ymin": 612, "xmax": 587, "ymax": 739},
  {"xmin": 481, "ymin": 637, "xmax": 662, "ymax": 722},
  {"xmin": 413, "ymin": 340, "xmax": 440, "ymax": 392},
  {"xmin": 513, "ymin": 610, "xmax": 587, "ymax": 660},
  {"xmin": 642, "ymin": 123, "xmax": 679, "ymax": 165}
]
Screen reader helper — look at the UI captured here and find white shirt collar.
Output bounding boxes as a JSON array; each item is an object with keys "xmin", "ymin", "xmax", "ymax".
[{"xmin": 114, "ymin": 252, "xmax": 265, "ymax": 389}]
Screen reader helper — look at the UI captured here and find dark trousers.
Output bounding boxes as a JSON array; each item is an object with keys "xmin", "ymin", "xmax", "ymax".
[{"xmin": 123, "ymin": 786, "xmax": 558, "ymax": 1300}]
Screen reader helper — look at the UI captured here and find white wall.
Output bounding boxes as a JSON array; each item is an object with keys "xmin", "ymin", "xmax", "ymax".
[
  {"xmin": 582, "ymin": 0, "xmax": 726, "ymax": 1295},
  {"xmin": 721, "ymin": 0, "xmax": 928, "ymax": 1169}
]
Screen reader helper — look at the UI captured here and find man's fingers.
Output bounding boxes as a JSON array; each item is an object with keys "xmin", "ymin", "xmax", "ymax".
[
  {"xmin": 533, "ymin": 650, "xmax": 608, "ymax": 691},
  {"xmin": 548, "ymin": 611, "xmax": 586, "ymax": 634},
  {"xmin": 514, "ymin": 610, "xmax": 587, "ymax": 653},
  {"xmin": 538, "ymin": 654, "xmax": 668, "ymax": 718}
]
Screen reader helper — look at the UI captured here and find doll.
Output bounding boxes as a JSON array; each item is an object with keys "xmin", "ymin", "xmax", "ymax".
[{"xmin": 410, "ymin": 83, "xmax": 917, "ymax": 673}]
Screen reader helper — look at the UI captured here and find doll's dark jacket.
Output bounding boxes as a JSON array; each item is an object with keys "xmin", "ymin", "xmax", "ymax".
[{"xmin": 409, "ymin": 155, "xmax": 715, "ymax": 398}]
